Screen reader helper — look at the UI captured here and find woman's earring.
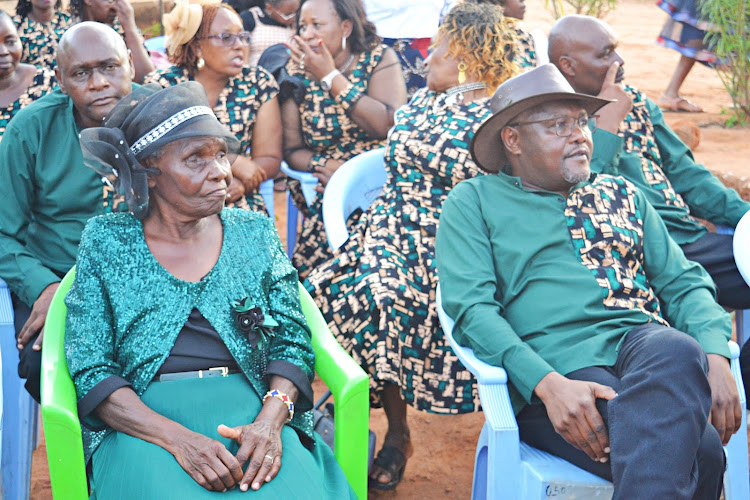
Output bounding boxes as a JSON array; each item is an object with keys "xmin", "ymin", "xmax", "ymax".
[
  {"xmin": 457, "ymin": 61, "xmax": 467, "ymax": 85},
  {"xmin": 342, "ymin": 36, "xmax": 347, "ymax": 50},
  {"xmin": 196, "ymin": 57, "xmax": 205, "ymax": 70}
]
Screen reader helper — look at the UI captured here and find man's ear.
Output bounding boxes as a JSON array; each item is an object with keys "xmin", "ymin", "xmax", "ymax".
[
  {"xmin": 500, "ymin": 126, "xmax": 522, "ymax": 158},
  {"xmin": 127, "ymin": 49, "xmax": 135, "ymax": 80},
  {"xmin": 557, "ymin": 55, "xmax": 576, "ymax": 79},
  {"xmin": 55, "ymin": 67, "xmax": 67, "ymax": 95}
]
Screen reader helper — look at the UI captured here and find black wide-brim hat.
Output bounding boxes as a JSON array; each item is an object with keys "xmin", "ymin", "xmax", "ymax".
[
  {"xmin": 79, "ymin": 81, "xmax": 239, "ymax": 219},
  {"xmin": 470, "ymin": 64, "xmax": 613, "ymax": 173},
  {"xmin": 104, "ymin": 81, "xmax": 240, "ymax": 160}
]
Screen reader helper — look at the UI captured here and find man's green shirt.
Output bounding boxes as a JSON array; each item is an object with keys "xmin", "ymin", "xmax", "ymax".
[{"xmin": 436, "ymin": 172, "xmax": 731, "ymax": 414}]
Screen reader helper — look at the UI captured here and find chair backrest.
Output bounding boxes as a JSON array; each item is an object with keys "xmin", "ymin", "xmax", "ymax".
[
  {"xmin": 734, "ymin": 211, "xmax": 750, "ymax": 288},
  {"xmin": 42, "ymin": 268, "xmax": 370, "ymax": 500},
  {"xmin": 322, "ymin": 148, "xmax": 387, "ymax": 251}
]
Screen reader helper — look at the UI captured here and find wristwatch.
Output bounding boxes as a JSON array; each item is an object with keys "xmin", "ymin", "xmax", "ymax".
[{"xmin": 320, "ymin": 70, "xmax": 342, "ymax": 92}]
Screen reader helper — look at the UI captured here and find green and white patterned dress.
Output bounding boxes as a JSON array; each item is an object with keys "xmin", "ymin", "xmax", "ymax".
[
  {"xmin": 13, "ymin": 11, "xmax": 71, "ymax": 70},
  {"xmin": 0, "ymin": 66, "xmax": 56, "ymax": 140},
  {"xmin": 285, "ymin": 44, "xmax": 388, "ymax": 280},
  {"xmin": 144, "ymin": 65, "xmax": 279, "ymax": 213},
  {"xmin": 304, "ymin": 88, "xmax": 493, "ymax": 413}
]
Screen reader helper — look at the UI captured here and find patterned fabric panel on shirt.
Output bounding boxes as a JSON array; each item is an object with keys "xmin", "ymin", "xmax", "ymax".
[
  {"xmin": 618, "ymin": 86, "xmax": 696, "ymax": 221},
  {"xmin": 305, "ymin": 88, "xmax": 493, "ymax": 413},
  {"xmin": 145, "ymin": 65, "xmax": 280, "ymax": 213},
  {"xmin": 0, "ymin": 67, "xmax": 56, "ymax": 139},
  {"xmin": 510, "ymin": 21, "xmax": 537, "ymax": 70},
  {"xmin": 13, "ymin": 12, "xmax": 72, "ymax": 70},
  {"xmin": 566, "ymin": 174, "xmax": 669, "ymax": 327},
  {"xmin": 247, "ymin": 7, "xmax": 294, "ymax": 66},
  {"xmin": 285, "ymin": 44, "xmax": 388, "ymax": 279}
]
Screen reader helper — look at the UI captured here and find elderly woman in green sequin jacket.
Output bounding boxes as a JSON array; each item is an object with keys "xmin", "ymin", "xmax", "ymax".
[{"xmin": 65, "ymin": 81, "xmax": 354, "ymax": 499}]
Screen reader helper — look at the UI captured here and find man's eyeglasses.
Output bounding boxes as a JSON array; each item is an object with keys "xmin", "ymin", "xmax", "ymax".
[
  {"xmin": 201, "ymin": 31, "xmax": 252, "ymax": 46},
  {"xmin": 509, "ymin": 114, "xmax": 598, "ymax": 137}
]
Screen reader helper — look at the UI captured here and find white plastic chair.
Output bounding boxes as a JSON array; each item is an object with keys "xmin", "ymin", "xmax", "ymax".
[
  {"xmin": 322, "ymin": 148, "xmax": 386, "ymax": 251},
  {"xmin": 0, "ymin": 278, "xmax": 39, "ymax": 500},
  {"xmin": 733, "ymin": 211, "xmax": 750, "ymax": 294},
  {"xmin": 259, "ymin": 178, "xmax": 275, "ymax": 221},
  {"xmin": 435, "ymin": 284, "xmax": 749, "ymax": 500},
  {"xmin": 529, "ymin": 28, "xmax": 549, "ymax": 67},
  {"xmin": 280, "ymin": 163, "xmax": 319, "ymax": 259}
]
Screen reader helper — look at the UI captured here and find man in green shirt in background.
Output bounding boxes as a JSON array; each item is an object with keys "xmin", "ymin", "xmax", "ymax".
[
  {"xmin": 0, "ymin": 22, "xmax": 134, "ymax": 401},
  {"xmin": 436, "ymin": 64, "xmax": 739, "ymax": 498},
  {"xmin": 547, "ymin": 14, "xmax": 750, "ymax": 311}
]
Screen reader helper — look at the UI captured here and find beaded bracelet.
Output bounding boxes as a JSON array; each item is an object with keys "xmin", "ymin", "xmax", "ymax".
[
  {"xmin": 262, "ymin": 389, "xmax": 294, "ymax": 422},
  {"xmin": 334, "ymin": 82, "xmax": 364, "ymax": 113}
]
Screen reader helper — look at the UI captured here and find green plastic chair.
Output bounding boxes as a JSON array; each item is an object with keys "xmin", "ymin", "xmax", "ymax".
[{"xmin": 41, "ymin": 268, "xmax": 370, "ymax": 499}]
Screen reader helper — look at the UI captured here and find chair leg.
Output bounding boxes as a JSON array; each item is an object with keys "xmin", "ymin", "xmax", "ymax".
[
  {"xmin": 736, "ymin": 310, "xmax": 748, "ymax": 347},
  {"xmin": 472, "ymin": 425, "xmax": 489, "ymax": 500},
  {"xmin": 286, "ymin": 192, "xmax": 299, "ymax": 260},
  {"xmin": 1, "ymin": 332, "xmax": 36, "ymax": 500}
]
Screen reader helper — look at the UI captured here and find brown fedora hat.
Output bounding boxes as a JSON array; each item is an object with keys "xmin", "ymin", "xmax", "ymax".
[{"xmin": 470, "ymin": 64, "xmax": 613, "ymax": 173}]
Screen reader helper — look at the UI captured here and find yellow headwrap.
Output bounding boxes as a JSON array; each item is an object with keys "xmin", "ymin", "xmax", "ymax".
[{"xmin": 164, "ymin": 0, "xmax": 204, "ymax": 56}]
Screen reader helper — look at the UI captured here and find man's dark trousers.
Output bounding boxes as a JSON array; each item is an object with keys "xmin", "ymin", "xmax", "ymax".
[{"xmin": 516, "ymin": 324, "xmax": 725, "ymax": 499}]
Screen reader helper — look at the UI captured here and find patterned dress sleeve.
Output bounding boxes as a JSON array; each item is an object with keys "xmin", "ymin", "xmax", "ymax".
[{"xmin": 143, "ymin": 65, "xmax": 190, "ymax": 87}]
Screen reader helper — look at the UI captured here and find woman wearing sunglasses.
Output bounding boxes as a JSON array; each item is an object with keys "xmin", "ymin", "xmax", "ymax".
[
  {"xmin": 241, "ymin": 0, "xmax": 299, "ymax": 66},
  {"xmin": 145, "ymin": 0, "xmax": 282, "ymax": 213}
]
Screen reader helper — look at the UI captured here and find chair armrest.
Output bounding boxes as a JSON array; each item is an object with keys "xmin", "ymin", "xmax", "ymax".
[
  {"xmin": 435, "ymin": 286, "xmax": 507, "ymax": 385},
  {"xmin": 41, "ymin": 269, "xmax": 88, "ymax": 500},
  {"xmin": 281, "ymin": 162, "xmax": 318, "ymax": 207},
  {"xmin": 298, "ymin": 284, "xmax": 369, "ymax": 500}
]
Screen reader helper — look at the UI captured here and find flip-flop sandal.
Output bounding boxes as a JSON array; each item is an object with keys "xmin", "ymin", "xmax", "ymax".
[
  {"xmin": 657, "ymin": 96, "xmax": 704, "ymax": 113},
  {"xmin": 368, "ymin": 445, "xmax": 407, "ymax": 491}
]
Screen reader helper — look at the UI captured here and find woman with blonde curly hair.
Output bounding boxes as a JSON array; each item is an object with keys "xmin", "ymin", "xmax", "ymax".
[
  {"xmin": 304, "ymin": 2, "xmax": 518, "ymax": 491},
  {"xmin": 145, "ymin": 0, "xmax": 281, "ymax": 213}
]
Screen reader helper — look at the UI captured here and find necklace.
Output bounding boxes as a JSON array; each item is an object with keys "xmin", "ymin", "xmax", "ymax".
[
  {"xmin": 338, "ymin": 54, "xmax": 356, "ymax": 74},
  {"xmin": 433, "ymin": 82, "xmax": 486, "ymax": 114}
]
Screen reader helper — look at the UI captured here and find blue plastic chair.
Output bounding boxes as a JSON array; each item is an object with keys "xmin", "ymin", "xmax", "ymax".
[
  {"xmin": 280, "ymin": 162, "xmax": 319, "ymax": 259},
  {"xmin": 0, "ymin": 278, "xmax": 38, "ymax": 500},
  {"xmin": 321, "ymin": 148, "xmax": 386, "ymax": 251},
  {"xmin": 143, "ymin": 35, "xmax": 166, "ymax": 53},
  {"xmin": 259, "ymin": 178, "xmax": 275, "ymax": 222},
  {"xmin": 435, "ymin": 284, "xmax": 749, "ymax": 500}
]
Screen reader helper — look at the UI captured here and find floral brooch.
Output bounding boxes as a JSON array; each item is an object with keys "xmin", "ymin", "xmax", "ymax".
[{"xmin": 232, "ymin": 297, "xmax": 279, "ymax": 345}]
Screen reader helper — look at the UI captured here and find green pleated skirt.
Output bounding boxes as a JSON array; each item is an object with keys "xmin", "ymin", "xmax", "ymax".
[{"xmin": 89, "ymin": 374, "xmax": 355, "ymax": 500}]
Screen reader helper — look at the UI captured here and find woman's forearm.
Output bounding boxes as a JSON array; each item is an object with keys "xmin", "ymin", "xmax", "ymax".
[
  {"xmin": 95, "ymin": 386, "xmax": 190, "ymax": 454},
  {"xmin": 255, "ymin": 376, "xmax": 300, "ymax": 429},
  {"xmin": 326, "ymin": 73, "xmax": 394, "ymax": 139}
]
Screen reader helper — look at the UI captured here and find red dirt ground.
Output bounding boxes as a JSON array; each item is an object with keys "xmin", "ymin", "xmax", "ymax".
[{"xmin": 25, "ymin": 0, "xmax": 750, "ymax": 497}]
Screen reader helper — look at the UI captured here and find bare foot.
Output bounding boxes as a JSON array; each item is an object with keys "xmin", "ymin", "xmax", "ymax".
[{"xmin": 657, "ymin": 95, "xmax": 704, "ymax": 113}]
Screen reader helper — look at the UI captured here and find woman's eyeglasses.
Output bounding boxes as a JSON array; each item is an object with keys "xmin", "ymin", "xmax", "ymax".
[
  {"xmin": 509, "ymin": 114, "xmax": 598, "ymax": 137},
  {"xmin": 201, "ymin": 32, "xmax": 252, "ymax": 46}
]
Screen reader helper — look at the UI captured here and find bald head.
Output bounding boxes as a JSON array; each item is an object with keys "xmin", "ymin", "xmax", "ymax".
[
  {"xmin": 547, "ymin": 14, "xmax": 624, "ymax": 95},
  {"xmin": 57, "ymin": 21, "xmax": 128, "ymax": 72},
  {"xmin": 56, "ymin": 22, "xmax": 134, "ymax": 129}
]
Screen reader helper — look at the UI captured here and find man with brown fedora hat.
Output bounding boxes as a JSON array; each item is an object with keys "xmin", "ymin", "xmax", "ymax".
[{"xmin": 436, "ymin": 63, "xmax": 738, "ymax": 498}]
